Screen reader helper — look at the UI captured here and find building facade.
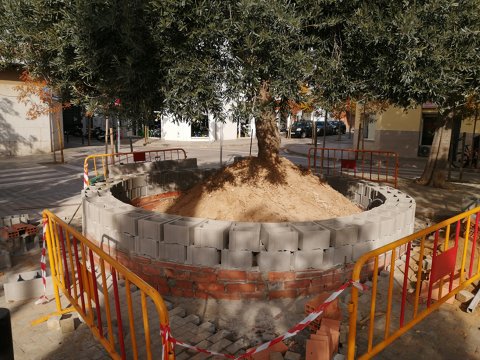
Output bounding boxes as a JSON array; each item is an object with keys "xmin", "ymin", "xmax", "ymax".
[
  {"xmin": 353, "ymin": 104, "xmax": 479, "ymax": 159},
  {"xmin": 0, "ymin": 67, "xmax": 63, "ymax": 156}
]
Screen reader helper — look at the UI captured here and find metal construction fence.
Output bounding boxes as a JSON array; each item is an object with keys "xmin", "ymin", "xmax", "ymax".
[
  {"xmin": 41, "ymin": 210, "xmax": 174, "ymax": 360},
  {"xmin": 348, "ymin": 205, "xmax": 480, "ymax": 359},
  {"xmin": 83, "ymin": 148, "xmax": 187, "ymax": 188},
  {"xmin": 307, "ymin": 148, "xmax": 399, "ymax": 188}
]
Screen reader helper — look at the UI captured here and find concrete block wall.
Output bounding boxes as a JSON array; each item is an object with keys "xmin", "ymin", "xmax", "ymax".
[{"xmin": 82, "ymin": 161, "xmax": 417, "ymax": 299}]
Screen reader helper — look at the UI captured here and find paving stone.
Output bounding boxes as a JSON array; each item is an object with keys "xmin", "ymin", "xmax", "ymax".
[
  {"xmin": 171, "ymin": 314, "xmax": 191, "ymax": 326},
  {"xmin": 199, "ymin": 321, "xmax": 216, "ymax": 333},
  {"xmin": 184, "ymin": 313, "xmax": 201, "ymax": 325},
  {"xmin": 225, "ymin": 338, "xmax": 249, "ymax": 355},
  {"xmin": 210, "ymin": 338, "xmax": 233, "ymax": 352},
  {"xmin": 175, "ymin": 352, "xmax": 192, "ymax": 360},
  {"xmin": 189, "ymin": 339, "xmax": 213, "ymax": 354},
  {"xmin": 169, "ymin": 306, "xmax": 186, "ymax": 317},
  {"xmin": 208, "ymin": 329, "xmax": 232, "ymax": 343},
  {"xmin": 190, "ymin": 352, "xmax": 210, "ymax": 360},
  {"xmin": 189, "ymin": 331, "xmax": 214, "ymax": 344}
]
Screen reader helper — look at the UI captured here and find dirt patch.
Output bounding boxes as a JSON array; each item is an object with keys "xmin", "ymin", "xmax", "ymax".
[{"xmin": 149, "ymin": 157, "xmax": 362, "ymax": 222}]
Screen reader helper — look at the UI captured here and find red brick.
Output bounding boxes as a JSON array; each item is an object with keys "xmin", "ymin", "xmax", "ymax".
[
  {"xmin": 165, "ymin": 268, "xmax": 190, "ymax": 280},
  {"xmin": 295, "ymin": 270, "xmax": 325, "ymax": 280},
  {"xmin": 193, "ymin": 291, "xmax": 210, "ymax": 300},
  {"xmin": 225, "ymin": 283, "xmax": 256, "ymax": 293},
  {"xmin": 142, "ymin": 264, "xmax": 164, "ymax": 277},
  {"xmin": 284, "ymin": 279, "xmax": 311, "ymax": 289},
  {"xmin": 268, "ymin": 289, "xmax": 297, "ymax": 299},
  {"xmin": 131, "ymin": 255, "xmax": 152, "ymax": 265},
  {"xmin": 197, "ymin": 282, "xmax": 224, "ymax": 292},
  {"xmin": 208, "ymin": 291, "xmax": 241, "ymax": 300},
  {"xmin": 171, "ymin": 288, "xmax": 195, "ymax": 297},
  {"xmin": 156, "ymin": 283, "xmax": 169, "ymax": 294},
  {"xmin": 241, "ymin": 292, "xmax": 265, "ymax": 300},
  {"xmin": 268, "ymin": 272, "xmax": 296, "ymax": 282},
  {"xmin": 306, "ymin": 338, "xmax": 330, "ymax": 360},
  {"xmin": 173, "ymin": 280, "xmax": 194, "ymax": 289},
  {"xmin": 307, "ymin": 285, "xmax": 325, "ymax": 295},
  {"xmin": 255, "ymin": 283, "xmax": 267, "ymax": 292},
  {"xmin": 247, "ymin": 272, "xmax": 263, "ymax": 281},
  {"xmin": 190, "ymin": 272, "xmax": 217, "ymax": 282},
  {"xmin": 217, "ymin": 270, "xmax": 247, "ymax": 281},
  {"xmin": 311, "ymin": 278, "xmax": 326, "ymax": 287}
]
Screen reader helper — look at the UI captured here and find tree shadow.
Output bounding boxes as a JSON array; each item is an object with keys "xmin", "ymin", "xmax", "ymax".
[{"xmin": 0, "ymin": 98, "xmax": 36, "ymax": 156}]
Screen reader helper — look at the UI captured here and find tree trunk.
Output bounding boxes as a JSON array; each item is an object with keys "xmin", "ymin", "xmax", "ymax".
[
  {"xmin": 417, "ymin": 116, "xmax": 453, "ymax": 187},
  {"xmin": 255, "ymin": 81, "xmax": 280, "ymax": 163}
]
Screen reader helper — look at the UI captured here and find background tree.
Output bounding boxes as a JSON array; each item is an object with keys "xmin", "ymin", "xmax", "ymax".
[{"xmin": 313, "ymin": 0, "xmax": 480, "ymax": 187}]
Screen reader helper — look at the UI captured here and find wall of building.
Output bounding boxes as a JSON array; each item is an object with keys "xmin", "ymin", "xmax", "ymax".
[
  {"xmin": 354, "ymin": 104, "xmax": 480, "ymax": 158},
  {"xmin": 0, "ymin": 68, "xmax": 60, "ymax": 156},
  {"xmin": 161, "ymin": 114, "xmax": 253, "ymax": 141}
]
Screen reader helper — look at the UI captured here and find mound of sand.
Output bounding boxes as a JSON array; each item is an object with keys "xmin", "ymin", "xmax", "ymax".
[{"xmin": 148, "ymin": 157, "xmax": 361, "ymax": 222}]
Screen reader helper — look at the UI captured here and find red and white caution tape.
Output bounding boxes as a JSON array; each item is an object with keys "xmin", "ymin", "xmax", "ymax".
[
  {"xmin": 161, "ymin": 280, "xmax": 368, "ymax": 359},
  {"xmin": 35, "ymin": 218, "xmax": 49, "ymax": 305},
  {"xmin": 83, "ymin": 167, "xmax": 89, "ymax": 188}
]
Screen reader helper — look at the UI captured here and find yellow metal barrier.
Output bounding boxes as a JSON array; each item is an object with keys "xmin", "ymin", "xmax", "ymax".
[
  {"xmin": 348, "ymin": 206, "xmax": 480, "ymax": 359},
  {"xmin": 83, "ymin": 148, "xmax": 187, "ymax": 188},
  {"xmin": 41, "ymin": 209, "xmax": 174, "ymax": 360}
]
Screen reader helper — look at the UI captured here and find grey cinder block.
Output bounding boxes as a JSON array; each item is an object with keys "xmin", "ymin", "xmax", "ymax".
[
  {"xmin": 333, "ymin": 245, "xmax": 353, "ymax": 265},
  {"xmin": 261, "ymin": 223, "xmax": 299, "ymax": 251},
  {"xmin": 317, "ymin": 219, "xmax": 358, "ymax": 247},
  {"xmin": 257, "ymin": 251, "xmax": 292, "ymax": 272},
  {"xmin": 352, "ymin": 241, "xmax": 376, "ymax": 260},
  {"xmin": 164, "ymin": 244, "xmax": 187, "ymax": 263},
  {"xmin": 293, "ymin": 249, "xmax": 324, "ymax": 270},
  {"xmin": 0, "ymin": 249, "xmax": 12, "ymax": 269},
  {"xmin": 229, "ymin": 223, "xmax": 261, "ymax": 251},
  {"xmin": 187, "ymin": 246, "xmax": 220, "ymax": 266},
  {"xmin": 164, "ymin": 218, "xmax": 206, "ymax": 246},
  {"xmin": 117, "ymin": 210, "xmax": 154, "ymax": 236},
  {"xmin": 221, "ymin": 250, "xmax": 253, "ymax": 269},
  {"xmin": 4, "ymin": 270, "xmax": 54, "ymax": 302},
  {"xmin": 138, "ymin": 214, "xmax": 180, "ymax": 240},
  {"xmin": 137, "ymin": 237, "xmax": 158, "ymax": 258},
  {"xmin": 193, "ymin": 220, "xmax": 231, "ymax": 249},
  {"xmin": 291, "ymin": 223, "xmax": 330, "ymax": 250}
]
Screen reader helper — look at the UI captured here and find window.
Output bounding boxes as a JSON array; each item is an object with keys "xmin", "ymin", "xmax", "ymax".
[
  {"xmin": 363, "ymin": 115, "xmax": 376, "ymax": 140},
  {"xmin": 191, "ymin": 116, "xmax": 209, "ymax": 138}
]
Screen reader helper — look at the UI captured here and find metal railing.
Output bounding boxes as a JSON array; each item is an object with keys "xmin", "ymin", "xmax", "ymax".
[
  {"xmin": 42, "ymin": 210, "xmax": 174, "ymax": 359},
  {"xmin": 348, "ymin": 206, "xmax": 480, "ymax": 359},
  {"xmin": 83, "ymin": 148, "xmax": 187, "ymax": 187},
  {"xmin": 307, "ymin": 148, "xmax": 399, "ymax": 188}
]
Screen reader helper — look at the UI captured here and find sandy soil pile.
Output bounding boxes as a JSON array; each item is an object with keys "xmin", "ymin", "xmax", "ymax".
[{"xmin": 150, "ymin": 157, "xmax": 361, "ymax": 222}]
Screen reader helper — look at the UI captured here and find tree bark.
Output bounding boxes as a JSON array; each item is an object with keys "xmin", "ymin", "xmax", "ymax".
[
  {"xmin": 417, "ymin": 115, "xmax": 453, "ymax": 187},
  {"xmin": 255, "ymin": 81, "xmax": 280, "ymax": 163}
]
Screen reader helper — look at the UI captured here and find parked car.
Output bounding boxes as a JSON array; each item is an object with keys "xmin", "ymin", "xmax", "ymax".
[
  {"xmin": 290, "ymin": 121, "xmax": 313, "ymax": 138},
  {"xmin": 316, "ymin": 121, "xmax": 335, "ymax": 136},
  {"xmin": 330, "ymin": 120, "xmax": 347, "ymax": 134}
]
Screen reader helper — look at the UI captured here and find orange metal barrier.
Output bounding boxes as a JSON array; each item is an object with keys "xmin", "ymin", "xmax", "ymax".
[
  {"xmin": 41, "ymin": 209, "xmax": 174, "ymax": 360},
  {"xmin": 307, "ymin": 148, "xmax": 399, "ymax": 188},
  {"xmin": 83, "ymin": 148, "xmax": 187, "ymax": 187},
  {"xmin": 348, "ymin": 206, "xmax": 480, "ymax": 359}
]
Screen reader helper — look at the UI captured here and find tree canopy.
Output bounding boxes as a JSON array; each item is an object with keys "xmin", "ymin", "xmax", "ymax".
[{"xmin": 1, "ymin": 0, "xmax": 479, "ymax": 170}]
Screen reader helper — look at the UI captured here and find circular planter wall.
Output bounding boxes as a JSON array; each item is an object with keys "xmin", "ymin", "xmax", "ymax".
[{"xmin": 82, "ymin": 159, "xmax": 415, "ymax": 299}]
